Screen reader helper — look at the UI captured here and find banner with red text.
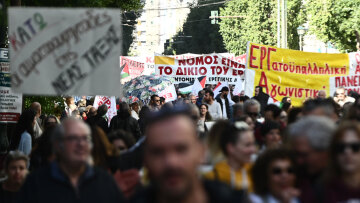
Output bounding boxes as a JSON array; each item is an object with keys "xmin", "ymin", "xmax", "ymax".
[
  {"xmin": 158, "ymin": 85, "xmax": 177, "ymax": 103},
  {"xmin": 245, "ymin": 42, "xmax": 350, "ymax": 106},
  {"xmin": 93, "ymin": 96, "xmax": 117, "ymax": 126},
  {"xmin": 155, "ymin": 54, "xmax": 246, "ymax": 85}
]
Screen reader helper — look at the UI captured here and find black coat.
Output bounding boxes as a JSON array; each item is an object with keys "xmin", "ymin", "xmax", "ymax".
[
  {"xmin": 17, "ymin": 163, "xmax": 125, "ymax": 203},
  {"xmin": 130, "ymin": 180, "xmax": 247, "ymax": 203},
  {"xmin": 110, "ymin": 115, "xmax": 142, "ymax": 141},
  {"xmin": 216, "ymin": 95, "xmax": 231, "ymax": 119},
  {"xmin": 86, "ymin": 115, "xmax": 109, "ymax": 134}
]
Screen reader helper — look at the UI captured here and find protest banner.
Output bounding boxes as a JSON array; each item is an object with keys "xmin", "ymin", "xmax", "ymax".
[
  {"xmin": 245, "ymin": 42, "xmax": 349, "ymax": 106},
  {"xmin": 8, "ymin": 8, "xmax": 122, "ymax": 96},
  {"xmin": 329, "ymin": 52, "xmax": 360, "ymax": 95},
  {"xmin": 93, "ymin": 96, "xmax": 117, "ymax": 126},
  {"xmin": 158, "ymin": 85, "xmax": 177, "ymax": 103},
  {"xmin": 0, "ymin": 48, "xmax": 23, "ymax": 123},
  {"xmin": 155, "ymin": 54, "xmax": 246, "ymax": 85},
  {"xmin": 120, "ymin": 56, "xmax": 145, "ymax": 83}
]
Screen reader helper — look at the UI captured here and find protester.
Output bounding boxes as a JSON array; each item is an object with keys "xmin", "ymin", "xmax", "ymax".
[
  {"xmin": 42, "ymin": 115, "xmax": 59, "ymax": 131},
  {"xmin": 190, "ymin": 94, "xmax": 197, "ymax": 105},
  {"xmin": 204, "ymin": 121, "xmax": 256, "ymax": 191},
  {"xmin": 9, "ymin": 109, "xmax": 36, "ymax": 155},
  {"xmin": 250, "ymin": 148, "xmax": 299, "ymax": 203},
  {"xmin": 237, "ymin": 115, "xmax": 255, "ymax": 131},
  {"xmin": 260, "ymin": 121, "xmax": 282, "ymax": 151},
  {"xmin": 130, "ymin": 102, "xmax": 140, "ymax": 120},
  {"xmin": 131, "ymin": 105, "xmax": 245, "ymax": 202},
  {"xmin": 0, "ymin": 151, "xmax": 29, "ymax": 203},
  {"xmin": 30, "ymin": 127, "xmax": 57, "ymax": 171},
  {"xmin": 216, "ymin": 87, "xmax": 231, "ymax": 119},
  {"xmin": 198, "ymin": 104, "xmax": 212, "ymax": 134},
  {"xmin": 264, "ymin": 104, "xmax": 282, "ymax": 122},
  {"xmin": 138, "ymin": 105, "xmax": 150, "ymax": 135},
  {"xmin": 196, "ymin": 90, "xmax": 205, "ymax": 106},
  {"xmin": 287, "ymin": 116, "xmax": 335, "ymax": 203},
  {"xmin": 30, "ymin": 102, "xmax": 43, "ymax": 139},
  {"xmin": 287, "ymin": 107, "xmax": 302, "ymax": 125},
  {"xmin": 325, "ymin": 122, "xmax": 360, "ymax": 202},
  {"xmin": 77, "ymin": 96, "xmax": 90, "ymax": 107},
  {"xmin": 87, "ymin": 104, "xmax": 109, "ymax": 134},
  {"xmin": 334, "ymin": 87, "xmax": 355, "ymax": 107},
  {"xmin": 244, "ymin": 99, "xmax": 261, "ymax": 123},
  {"xmin": 87, "ymin": 106, "xmax": 97, "ymax": 119},
  {"xmin": 252, "ymin": 86, "xmax": 270, "ymax": 116},
  {"xmin": 149, "ymin": 95, "xmax": 161, "ymax": 111},
  {"xmin": 17, "ymin": 118, "xmax": 125, "ymax": 203},
  {"xmin": 71, "ymin": 109, "xmax": 81, "ymax": 119},
  {"xmin": 206, "ymin": 120, "xmax": 229, "ymax": 165},
  {"xmin": 110, "ymin": 102, "xmax": 142, "ymax": 141},
  {"xmin": 61, "ymin": 96, "xmax": 78, "ymax": 120},
  {"xmin": 317, "ymin": 90, "xmax": 327, "ymax": 99},
  {"xmin": 232, "ymin": 103, "xmax": 244, "ymax": 121},
  {"xmin": 108, "ymin": 130, "xmax": 136, "ymax": 153},
  {"xmin": 204, "ymin": 89, "xmax": 222, "ymax": 120}
]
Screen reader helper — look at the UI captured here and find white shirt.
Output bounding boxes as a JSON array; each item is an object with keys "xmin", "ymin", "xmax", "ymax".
[
  {"xmin": 206, "ymin": 101, "xmax": 222, "ymax": 120},
  {"xmin": 221, "ymin": 98, "xmax": 227, "ymax": 118},
  {"xmin": 131, "ymin": 110, "xmax": 139, "ymax": 120}
]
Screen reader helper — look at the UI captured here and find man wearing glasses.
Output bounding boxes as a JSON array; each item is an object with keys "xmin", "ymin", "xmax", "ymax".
[
  {"xmin": 17, "ymin": 118, "xmax": 125, "ymax": 203},
  {"xmin": 149, "ymin": 95, "xmax": 161, "ymax": 112}
]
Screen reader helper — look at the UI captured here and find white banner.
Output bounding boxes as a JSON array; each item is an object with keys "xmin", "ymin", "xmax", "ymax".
[
  {"xmin": 0, "ymin": 48, "xmax": 23, "ymax": 123},
  {"xmin": 8, "ymin": 7, "xmax": 122, "ymax": 96},
  {"xmin": 93, "ymin": 96, "xmax": 117, "ymax": 126}
]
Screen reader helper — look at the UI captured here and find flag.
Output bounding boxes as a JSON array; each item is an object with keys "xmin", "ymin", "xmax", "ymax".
[
  {"xmin": 213, "ymin": 81, "xmax": 228, "ymax": 98},
  {"xmin": 213, "ymin": 81, "xmax": 235, "ymax": 105},
  {"xmin": 120, "ymin": 64, "xmax": 130, "ymax": 78},
  {"xmin": 93, "ymin": 96, "xmax": 117, "ymax": 126},
  {"xmin": 178, "ymin": 82, "xmax": 193, "ymax": 94},
  {"xmin": 233, "ymin": 79, "xmax": 243, "ymax": 96},
  {"xmin": 191, "ymin": 76, "xmax": 206, "ymax": 96}
]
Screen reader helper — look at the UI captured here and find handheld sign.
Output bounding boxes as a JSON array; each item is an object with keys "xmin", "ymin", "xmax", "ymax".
[{"xmin": 8, "ymin": 7, "xmax": 122, "ymax": 96}]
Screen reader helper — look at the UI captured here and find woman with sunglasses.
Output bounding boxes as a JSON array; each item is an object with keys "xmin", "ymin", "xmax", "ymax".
[
  {"xmin": 250, "ymin": 148, "xmax": 299, "ymax": 203},
  {"xmin": 325, "ymin": 122, "xmax": 360, "ymax": 203}
]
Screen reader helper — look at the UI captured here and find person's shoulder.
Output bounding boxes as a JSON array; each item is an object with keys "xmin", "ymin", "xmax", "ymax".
[{"xmin": 203, "ymin": 180, "xmax": 247, "ymax": 203}]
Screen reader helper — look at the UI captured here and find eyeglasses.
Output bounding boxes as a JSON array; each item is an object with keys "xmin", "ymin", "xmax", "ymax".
[
  {"xmin": 155, "ymin": 100, "xmax": 160, "ymax": 102},
  {"xmin": 271, "ymin": 167, "xmax": 294, "ymax": 175},
  {"xmin": 63, "ymin": 135, "xmax": 91, "ymax": 144},
  {"xmin": 335, "ymin": 142, "xmax": 360, "ymax": 154}
]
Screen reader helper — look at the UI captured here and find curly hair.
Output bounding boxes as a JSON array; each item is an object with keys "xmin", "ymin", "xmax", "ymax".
[{"xmin": 251, "ymin": 148, "xmax": 296, "ymax": 196}]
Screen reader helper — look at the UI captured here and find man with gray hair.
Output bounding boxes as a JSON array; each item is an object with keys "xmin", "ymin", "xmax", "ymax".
[
  {"xmin": 287, "ymin": 116, "xmax": 335, "ymax": 203},
  {"xmin": 17, "ymin": 118, "xmax": 125, "ymax": 203},
  {"xmin": 30, "ymin": 102, "xmax": 43, "ymax": 138}
]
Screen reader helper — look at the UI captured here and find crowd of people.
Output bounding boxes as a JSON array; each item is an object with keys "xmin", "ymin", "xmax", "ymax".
[{"xmin": 1, "ymin": 85, "xmax": 360, "ymax": 203}]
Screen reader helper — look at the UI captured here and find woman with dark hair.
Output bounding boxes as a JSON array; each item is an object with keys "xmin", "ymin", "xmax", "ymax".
[
  {"xmin": 198, "ymin": 104, "xmax": 212, "ymax": 134},
  {"xmin": 110, "ymin": 102, "xmax": 142, "ymax": 141},
  {"xmin": 42, "ymin": 115, "xmax": 59, "ymax": 131},
  {"xmin": 9, "ymin": 109, "xmax": 36, "ymax": 155},
  {"xmin": 250, "ymin": 148, "xmax": 299, "ymax": 203},
  {"xmin": 138, "ymin": 105, "xmax": 150, "ymax": 134},
  {"xmin": 325, "ymin": 122, "xmax": 360, "ymax": 202}
]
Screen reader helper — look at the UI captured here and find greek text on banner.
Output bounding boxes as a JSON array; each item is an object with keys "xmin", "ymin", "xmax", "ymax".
[{"xmin": 245, "ymin": 42, "xmax": 349, "ymax": 106}]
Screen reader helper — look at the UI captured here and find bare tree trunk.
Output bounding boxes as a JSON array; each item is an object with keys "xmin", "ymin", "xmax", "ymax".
[{"xmin": 356, "ymin": 30, "xmax": 360, "ymax": 52}]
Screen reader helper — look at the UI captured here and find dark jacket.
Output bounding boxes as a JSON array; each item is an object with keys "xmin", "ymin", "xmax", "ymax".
[
  {"xmin": 86, "ymin": 115, "xmax": 109, "ymax": 134},
  {"xmin": 17, "ymin": 162, "xmax": 125, "ymax": 203},
  {"xmin": 252, "ymin": 87, "xmax": 270, "ymax": 116},
  {"xmin": 130, "ymin": 180, "xmax": 247, "ymax": 203},
  {"xmin": 110, "ymin": 115, "xmax": 142, "ymax": 141},
  {"xmin": 216, "ymin": 94, "xmax": 231, "ymax": 119}
]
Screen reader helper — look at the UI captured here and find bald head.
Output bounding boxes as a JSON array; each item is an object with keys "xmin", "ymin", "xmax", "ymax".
[{"xmin": 30, "ymin": 102, "xmax": 41, "ymax": 117}]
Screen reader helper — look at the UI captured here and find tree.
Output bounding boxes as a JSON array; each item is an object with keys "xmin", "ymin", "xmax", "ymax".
[
  {"xmin": 306, "ymin": 0, "xmax": 360, "ymax": 52},
  {"xmin": 164, "ymin": 0, "xmax": 227, "ymax": 55},
  {"xmin": 219, "ymin": 0, "xmax": 305, "ymax": 55}
]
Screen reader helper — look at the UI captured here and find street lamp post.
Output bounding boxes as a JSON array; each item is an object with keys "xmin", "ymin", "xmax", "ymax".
[{"xmin": 297, "ymin": 26, "xmax": 307, "ymax": 51}]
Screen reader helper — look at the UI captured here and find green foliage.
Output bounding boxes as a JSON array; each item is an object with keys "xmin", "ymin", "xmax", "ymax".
[
  {"xmin": 164, "ymin": 0, "xmax": 227, "ymax": 55},
  {"xmin": 219, "ymin": 0, "xmax": 305, "ymax": 55},
  {"xmin": 23, "ymin": 96, "xmax": 65, "ymax": 117},
  {"xmin": 307, "ymin": 0, "xmax": 360, "ymax": 52}
]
